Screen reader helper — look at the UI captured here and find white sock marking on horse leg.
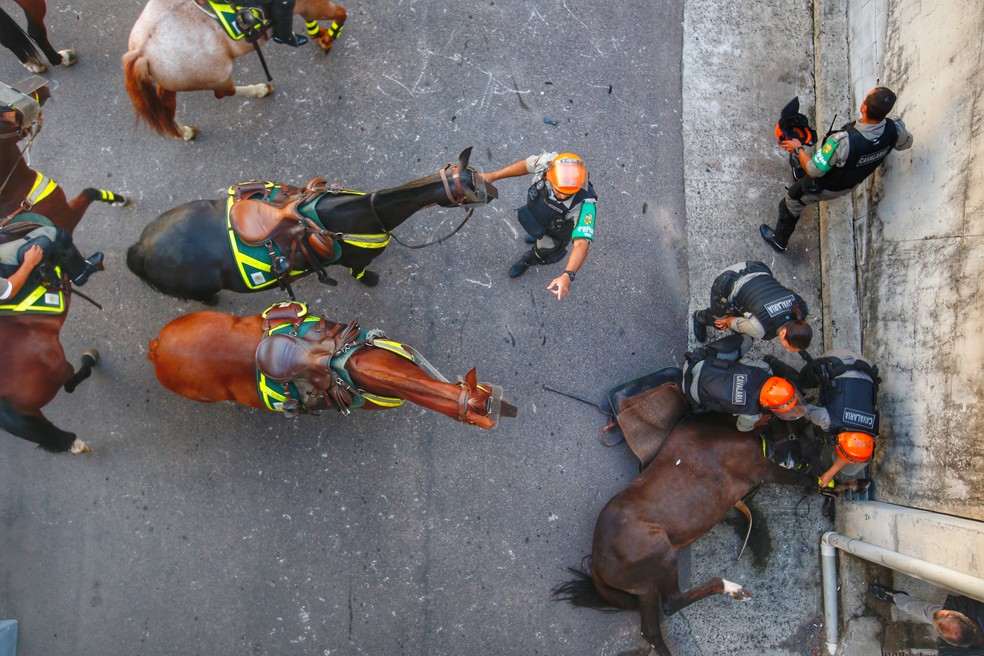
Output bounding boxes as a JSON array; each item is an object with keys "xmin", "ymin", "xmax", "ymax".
[
  {"xmin": 70, "ymin": 439, "xmax": 91, "ymax": 454},
  {"xmin": 723, "ymin": 579, "xmax": 751, "ymax": 601},
  {"xmin": 234, "ymin": 84, "xmax": 274, "ymax": 98}
]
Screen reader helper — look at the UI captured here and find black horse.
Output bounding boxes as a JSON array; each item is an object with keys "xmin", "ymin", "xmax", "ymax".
[{"xmin": 126, "ymin": 148, "xmax": 496, "ymax": 303}]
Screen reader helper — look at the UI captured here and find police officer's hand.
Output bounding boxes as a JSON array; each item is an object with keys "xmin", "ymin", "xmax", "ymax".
[
  {"xmin": 780, "ymin": 138, "xmax": 803, "ymax": 154},
  {"xmin": 714, "ymin": 316, "xmax": 734, "ymax": 330},
  {"xmin": 21, "ymin": 244, "xmax": 43, "ymax": 269},
  {"xmin": 547, "ymin": 274, "xmax": 570, "ymax": 300}
]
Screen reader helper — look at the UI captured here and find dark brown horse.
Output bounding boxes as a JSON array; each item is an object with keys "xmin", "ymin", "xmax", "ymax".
[
  {"xmin": 0, "ymin": 0, "xmax": 76, "ymax": 72},
  {"xmin": 124, "ymin": 0, "xmax": 347, "ymax": 139},
  {"xmin": 126, "ymin": 148, "xmax": 495, "ymax": 303},
  {"xmin": 554, "ymin": 415, "xmax": 816, "ymax": 656},
  {"xmin": 0, "ymin": 82, "xmax": 126, "ymax": 453},
  {"xmin": 148, "ymin": 308, "xmax": 516, "ymax": 429}
]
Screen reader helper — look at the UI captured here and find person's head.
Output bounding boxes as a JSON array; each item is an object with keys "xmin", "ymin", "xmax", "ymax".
[
  {"xmin": 759, "ymin": 376, "xmax": 804, "ymax": 420},
  {"xmin": 835, "ymin": 431, "xmax": 875, "ymax": 464},
  {"xmin": 862, "ymin": 87, "xmax": 897, "ymax": 122},
  {"xmin": 545, "ymin": 153, "xmax": 588, "ymax": 199},
  {"xmin": 932, "ymin": 609, "xmax": 984, "ymax": 648},
  {"xmin": 778, "ymin": 320, "xmax": 812, "ymax": 352}
]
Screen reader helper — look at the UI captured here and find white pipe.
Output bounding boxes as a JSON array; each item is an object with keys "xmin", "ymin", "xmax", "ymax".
[{"xmin": 819, "ymin": 531, "xmax": 984, "ymax": 656}]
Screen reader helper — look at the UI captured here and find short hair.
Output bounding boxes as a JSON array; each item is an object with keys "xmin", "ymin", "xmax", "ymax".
[
  {"xmin": 865, "ymin": 87, "xmax": 897, "ymax": 122},
  {"xmin": 781, "ymin": 320, "xmax": 813, "ymax": 350},
  {"xmin": 934, "ymin": 610, "xmax": 984, "ymax": 648}
]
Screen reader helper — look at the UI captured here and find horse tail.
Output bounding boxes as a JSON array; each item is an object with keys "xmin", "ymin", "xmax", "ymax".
[
  {"xmin": 551, "ymin": 558, "xmax": 630, "ymax": 612},
  {"xmin": 122, "ymin": 49, "xmax": 180, "ymax": 138},
  {"xmin": 0, "ymin": 7, "xmax": 44, "ymax": 70},
  {"xmin": 0, "ymin": 397, "xmax": 75, "ymax": 453}
]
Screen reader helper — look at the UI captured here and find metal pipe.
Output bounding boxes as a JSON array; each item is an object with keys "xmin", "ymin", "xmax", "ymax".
[
  {"xmin": 819, "ymin": 531, "xmax": 984, "ymax": 655},
  {"xmin": 820, "ymin": 538, "xmax": 839, "ymax": 655}
]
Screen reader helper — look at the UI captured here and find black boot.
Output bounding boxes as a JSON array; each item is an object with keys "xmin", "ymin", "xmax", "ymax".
[
  {"xmin": 692, "ymin": 310, "xmax": 708, "ymax": 342},
  {"xmin": 273, "ymin": 32, "xmax": 308, "ymax": 46},
  {"xmin": 509, "ymin": 249, "xmax": 538, "ymax": 278},
  {"xmin": 760, "ymin": 224, "xmax": 787, "ymax": 253},
  {"xmin": 70, "ymin": 252, "xmax": 104, "ymax": 287}
]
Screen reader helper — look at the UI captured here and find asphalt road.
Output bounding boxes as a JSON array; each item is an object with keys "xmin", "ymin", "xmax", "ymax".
[{"xmin": 0, "ymin": 1, "xmax": 691, "ymax": 655}]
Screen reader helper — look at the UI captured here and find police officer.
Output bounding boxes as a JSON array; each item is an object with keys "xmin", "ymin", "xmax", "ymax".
[
  {"xmin": 800, "ymin": 349, "xmax": 879, "ymax": 487},
  {"xmin": 692, "ymin": 260, "xmax": 812, "ymax": 351},
  {"xmin": 483, "ymin": 152, "xmax": 596, "ymax": 300},
  {"xmin": 0, "ymin": 223, "xmax": 104, "ymax": 294},
  {"xmin": 682, "ymin": 334, "xmax": 804, "ymax": 432},
  {"xmin": 238, "ymin": 0, "xmax": 308, "ymax": 46},
  {"xmin": 760, "ymin": 87, "xmax": 913, "ymax": 252}
]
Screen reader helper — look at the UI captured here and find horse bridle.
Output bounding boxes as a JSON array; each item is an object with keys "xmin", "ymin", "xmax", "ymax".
[{"xmin": 367, "ymin": 161, "xmax": 480, "ymax": 250}]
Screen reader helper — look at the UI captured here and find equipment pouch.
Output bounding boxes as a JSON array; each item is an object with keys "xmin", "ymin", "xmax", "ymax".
[{"xmin": 516, "ymin": 206, "xmax": 546, "ymax": 239}]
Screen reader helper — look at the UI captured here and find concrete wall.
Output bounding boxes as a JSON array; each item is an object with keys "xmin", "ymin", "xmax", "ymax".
[{"xmin": 853, "ymin": 0, "xmax": 984, "ymax": 520}]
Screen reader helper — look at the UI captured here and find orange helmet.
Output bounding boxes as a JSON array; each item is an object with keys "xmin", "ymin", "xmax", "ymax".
[
  {"xmin": 545, "ymin": 153, "xmax": 588, "ymax": 195},
  {"xmin": 836, "ymin": 431, "xmax": 875, "ymax": 464},
  {"xmin": 759, "ymin": 377, "xmax": 796, "ymax": 411}
]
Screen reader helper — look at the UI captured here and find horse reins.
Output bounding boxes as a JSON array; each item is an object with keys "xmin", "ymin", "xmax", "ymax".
[
  {"xmin": 367, "ymin": 163, "xmax": 475, "ymax": 250},
  {"xmin": 0, "ymin": 126, "xmax": 41, "ymax": 227}
]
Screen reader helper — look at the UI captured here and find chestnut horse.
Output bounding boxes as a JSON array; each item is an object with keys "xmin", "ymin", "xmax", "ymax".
[
  {"xmin": 0, "ymin": 0, "xmax": 76, "ymax": 73},
  {"xmin": 123, "ymin": 0, "xmax": 347, "ymax": 140},
  {"xmin": 126, "ymin": 147, "xmax": 496, "ymax": 303},
  {"xmin": 0, "ymin": 83, "xmax": 127, "ymax": 453},
  {"xmin": 148, "ymin": 309, "xmax": 517, "ymax": 429},
  {"xmin": 553, "ymin": 416, "xmax": 817, "ymax": 656}
]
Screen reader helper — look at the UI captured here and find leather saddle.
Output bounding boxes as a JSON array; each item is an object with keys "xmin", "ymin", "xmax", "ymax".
[
  {"xmin": 255, "ymin": 306, "xmax": 362, "ymax": 415},
  {"xmin": 229, "ymin": 179, "xmax": 339, "ymax": 296},
  {"xmin": 0, "ymin": 220, "xmax": 46, "ymax": 246}
]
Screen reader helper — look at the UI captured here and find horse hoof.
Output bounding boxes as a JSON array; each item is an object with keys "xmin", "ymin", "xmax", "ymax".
[
  {"xmin": 82, "ymin": 348, "xmax": 100, "ymax": 367},
  {"xmin": 356, "ymin": 270, "xmax": 379, "ymax": 287},
  {"xmin": 318, "ymin": 36, "xmax": 336, "ymax": 53},
  {"xmin": 24, "ymin": 61, "xmax": 46, "ymax": 74},
  {"xmin": 59, "ymin": 49, "xmax": 78, "ymax": 67},
  {"xmin": 70, "ymin": 439, "xmax": 92, "ymax": 455},
  {"xmin": 722, "ymin": 579, "xmax": 752, "ymax": 601},
  {"xmin": 110, "ymin": 195, "xmax": 130, "ymax": 208},
  {"xmin": 261, "ymin": 84, "xmax": 275, "ymax": 98},
  {"xmin": 181, "ymin": 125, "xmax": 200, "ymax": 141}
]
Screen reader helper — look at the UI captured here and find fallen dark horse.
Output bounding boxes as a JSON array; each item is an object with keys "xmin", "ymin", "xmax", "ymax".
[{"xmin": 553, "ymin": 415, "xmax": 825, "ymax": 656}]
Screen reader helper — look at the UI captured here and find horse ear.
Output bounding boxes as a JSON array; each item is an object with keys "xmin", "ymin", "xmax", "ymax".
[
  {"xmin": 465, "ymin": 367, "xmax": 478, "ymax": 389},
  {"xmin": 458, "ymin": 146, "xmax": 472, "ymax": 171}
]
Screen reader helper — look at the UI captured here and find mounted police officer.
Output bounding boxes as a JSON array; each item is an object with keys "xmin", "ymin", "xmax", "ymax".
[
  {"xmin": 237, "ymin": 0, "xmax": 308, "ymax": 47},
  {"xmin": 483, "ymin": 152, "xmax": 596, "ymax": 300},
  {"xmin": 0, "ymin": 222, "xmax": 104, "ymax": 298},
  {"xmin": 760, "ymin": 87, "xmax": 913, "ymax": 252},
  {"xmin": 681, "ymin": 334, "xmax": 804, "ymax": 432},
  {"xmin": 766, "ymin": 349, "xmax": 879, "ymax": 487},
  {"xmin": 692, "ymin": 260, "xmax": 812, "ymax": 352}
]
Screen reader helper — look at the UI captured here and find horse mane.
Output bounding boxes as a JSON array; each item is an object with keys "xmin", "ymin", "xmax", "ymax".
[{"xmin": 0, "ymin": 7, "xmax": 44, "ymax": 69}]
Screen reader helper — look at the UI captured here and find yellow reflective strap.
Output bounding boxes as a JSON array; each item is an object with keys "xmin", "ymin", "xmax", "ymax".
[
  {"xmin": 27, "ymin": 171, "xmax": 58, "ymax": 207},
  {"xmin": 258, "ymin": 373, "xmax": 287, "ymax": 411},
  {"xmin": 305, "ymin": 20, "xmax": 319, "ymax": 36},
  {"xmin": 371, "ymin": 338, "xmax": 415, "ymax": 362},
  {"xmin": 341, "ymin": 233, "xmax": 391, "ymax": 249},
  {"xmin": 361, "ymin": 392, "xmax": 405, "ymax": 408},
  {"xmin": 327, "ymin": 20, "xmax": 343, "ymax": 38}
]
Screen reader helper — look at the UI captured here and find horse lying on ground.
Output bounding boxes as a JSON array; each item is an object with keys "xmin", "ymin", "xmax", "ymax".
[
  {"xmin": 126, "ymin": 147, "xmax": 495, "ymax": 303},
  {"xmin": 147, "ymin": 302, "xmax": 517, "ymax": 429},
  {"xmin": 554, "ymin": 414, "xmax": 823, "ymax": 656},
  {"xmin": 0, "ymin": 0, "xmax": 76, "ymax": 73},
  {"xmin": 123, "ymin": 0, "xmax": 347, "ymax": 139},
  {"xmin": 0, "ymin": 82, "xmax": 127, "ymax": 453}
]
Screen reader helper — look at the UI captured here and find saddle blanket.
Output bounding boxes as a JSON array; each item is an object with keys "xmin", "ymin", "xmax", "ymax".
[{"xmin": 0, "ymin": 270, "xmax": 65, "ymax": 316}]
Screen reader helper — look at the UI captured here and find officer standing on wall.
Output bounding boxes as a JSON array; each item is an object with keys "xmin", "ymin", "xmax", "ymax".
[
  {"xmin": 760, "ymin": 87, "xmax": 913, "ymax": 252},
  {"xmin": 483, "ymin": 152, "xmax": 596, "ymax": 301},
  {"xmin": 692, "ymin": 260, "xmax": 812, "ymax": 351}
]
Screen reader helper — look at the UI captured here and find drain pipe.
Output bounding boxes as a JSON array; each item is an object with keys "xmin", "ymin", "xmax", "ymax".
[{"xmin": 820, "ymin": 531, "xmax": 984, "ymax": 655}]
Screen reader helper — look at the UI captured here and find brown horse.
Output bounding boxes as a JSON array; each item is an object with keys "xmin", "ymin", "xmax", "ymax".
[
  {"xmin": 123, "ymin": 0, "xmax": 347, "ymax": 140},
  {"xmin": 0, "ymin": 0, "xmax": 76, "ymax": 73},
  {"xmin": 553, "ymin": 415, "xmax": 817, "ymax": 656},
  {"xmin": 0, "ymin": 82, "xmax": 126, "ymax": 453},
  {"xmin": 148, "ymin": 309, "xmax": 517, "ymax": 429}
]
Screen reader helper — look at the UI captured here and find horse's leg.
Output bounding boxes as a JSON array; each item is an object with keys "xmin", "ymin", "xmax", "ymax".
[
  {"xmin": 0, "ymin": 398, "xmax": 88, "ymax": 453},
  {"xmin": 638, "ymin": 592, "xmax": 672, "ymax": 656},
  {"xmin": 63, "ymin": 349, "xmax": 99, "ymax": 394},
  {"xmin": 662, "ymin": 577, "xmax": 752, "ymax": 616},
  {"xmin": 15, "ymin": 0, "xmax": 75, "ymax": 67},
  {"xmin": 157, "ymin": 89, "xmax": 199, "ymax": 142},
  {"xmin": 296, "ymin": 0, "xmax": 346, "ymax": 52}
]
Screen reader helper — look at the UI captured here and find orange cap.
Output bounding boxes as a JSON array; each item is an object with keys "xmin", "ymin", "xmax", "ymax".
[
  {"xmin": 836, "ymin": 431, "xmax": 875, "ymax": 463},
  {"xmin": 759, "ymin": 376, "xmax": 797, "ymax": 411},
  {"xmin": 545, "ymin": 153, "xmax": 588, "ymax": 195}
]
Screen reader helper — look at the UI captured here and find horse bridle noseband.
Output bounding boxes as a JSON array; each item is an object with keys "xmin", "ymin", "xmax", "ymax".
[{"xmin": 367, "ymin": 162, "xmax": 478, "ymax": 250}]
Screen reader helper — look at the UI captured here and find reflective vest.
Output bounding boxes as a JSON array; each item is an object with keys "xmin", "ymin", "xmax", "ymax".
[
  {"xmin": 732, "ymin": 267, "xmax": 809, "ymax": 339},
  {"xmin": 818, "ymin": 120, "xmax": 899, "ymax": 192},
  {"xmin": 817, "ymin": 356, "xmax": 879, "ymax": 435},
  {"xmin": 517, "ymin": 180, "xmax": 597, "ymax": 240},
  {"xmin": 690, "ymin": 358, "xmax": 772, "ymax": 416}
]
